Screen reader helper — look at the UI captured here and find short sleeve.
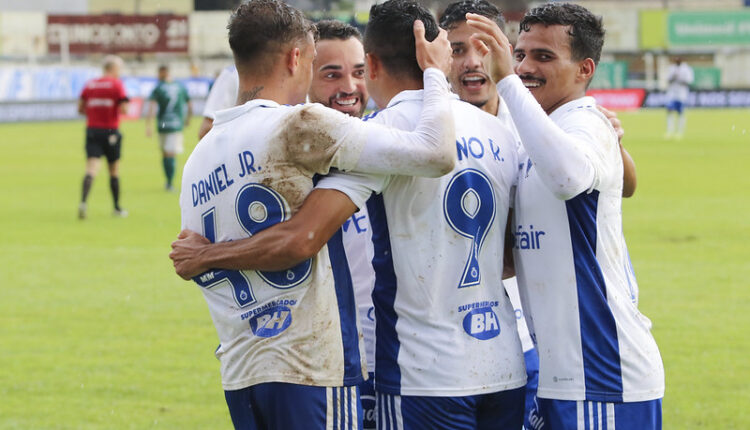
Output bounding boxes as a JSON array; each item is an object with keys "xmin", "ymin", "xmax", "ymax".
[{"xmin": 315, "ymin": 170, "xmax": 387, "ymax": 209}]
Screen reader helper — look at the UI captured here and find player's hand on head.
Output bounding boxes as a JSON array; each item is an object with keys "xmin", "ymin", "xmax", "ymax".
[
  {"xmin": 597, "ymin": 105, "xmax": 625, "ymax": 142},
  {"xmin": 465, "ymin": 13, "xmax": 514, "ymax": 83},
  {"xmin": 414, "ymin": 20, "xmax": 452, "ymax": 76},
  {"xmin": 170, "ymin": 229, "xmax": 211, "ymax": 280}
]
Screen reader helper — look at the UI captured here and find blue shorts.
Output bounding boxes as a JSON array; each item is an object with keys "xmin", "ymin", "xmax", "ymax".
[
  {"xmin": 523, "ymin": 348, "xmax": 540, "ymax": 429},
  {"xmin": 377, "ymin": 387, "xmax": 525, "ymax": 430},
  {"xmin": 225, "ymin": 382, "xmax": 362, "ymax": 430},
  {"xmin": 666, "ymin": 100, "xmax": 684, "ymax": 113},
  {"xmin": 529, "ymin": 398, "xmax": 662, "ymax": 430},
  {"xmin": 360, "ymin": 373, "xmax": 376, "ymax": 429}
]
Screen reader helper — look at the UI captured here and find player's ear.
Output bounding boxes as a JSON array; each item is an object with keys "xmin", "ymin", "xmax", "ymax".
[
  {"xmin": 288, "ymin": 46, "xmax": 302, "ymax": 75},
  {"xmin": 366, "ymin": 53, "xmax": 380, "ymax": 80},
  {"xmin": 578, "ymin": 58, "xmax": 595, "ymax": 83}
]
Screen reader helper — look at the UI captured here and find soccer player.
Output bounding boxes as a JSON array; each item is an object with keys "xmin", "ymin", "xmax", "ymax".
[
  {"xmin": 664, "ymin": 57, "xmax": 694, "ymax": 140},
  {"xmin": 175, "ymin": 0, "xmax": 456, "ymax": 428},
  {"xmin": 172, "ymin": 1, "xmax": 527, "ymax": 428},
  {"xmin": 309, "ymin": 20, "xmax": 369, "ymax": 117},
  {"xmin": 467, "ymin": 4, "xmax": 664, "ymax": 429},
  {"xmin": 146, "ymin": 65, "xmax": 192, "ymax": 191},
  {"xmin": 77, "ymin": 54, "xmax": 129, "ymax": 219},
  {"xmin": 439, "ymin": 5, "xmax": 538, "ymax": 427},
  {"xmin": 309, "ymin": 19, "xmax": 378, "ymax": 430},
  {"xmin": 198, "ymin": 65, "xmax": 238, "ymax": 139},
  {"xmin": 439, "ymin": 0, "xmax": 637, "ymax": 198}
]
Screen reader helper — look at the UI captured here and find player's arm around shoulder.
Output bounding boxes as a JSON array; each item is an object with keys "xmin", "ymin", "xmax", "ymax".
[{"xmin": 351, "ymin": 21, "xmax": 457, "ymax": 178}]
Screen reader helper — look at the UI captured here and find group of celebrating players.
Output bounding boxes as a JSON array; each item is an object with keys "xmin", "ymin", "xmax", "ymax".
[{"xmin": 168, "ymin": 1, "xmax": 664, "ymax": 429}]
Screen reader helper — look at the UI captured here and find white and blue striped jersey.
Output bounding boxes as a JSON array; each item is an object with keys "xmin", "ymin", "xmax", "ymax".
[
  {"xmin": 317, "ymin": 90, "xmax": 526, "ymax": 397},
  {"xmin": 181, "ymin": 100, "xmax": 368, "ymax": 390},
  {"xmin": 498, "ymin": 74, "xmax": 664, "ymax": 403},
  {"xmin": 341, "ymin": 207, "xmax": 377, "ymax": 372},
  {"xmin": 179, "ymin": 69, "xmax": 455, "ymax": 391}
]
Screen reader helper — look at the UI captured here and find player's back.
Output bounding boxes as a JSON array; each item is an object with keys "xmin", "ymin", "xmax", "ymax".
[
  {"xmin": 81, "ymin": 76, "xmax": 125, "ymax": 129},
  {"xmin": 179, "ymin": 99, "xmax": 366, "ymax": 391},
  {"xmin": 360, "ymin": 92, "xmax": 526, "ymax": 396}
]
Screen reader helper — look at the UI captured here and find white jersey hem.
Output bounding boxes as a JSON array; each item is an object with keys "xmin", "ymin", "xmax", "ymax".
[
  {"xmin": 221, "ymin": 373, "xmax": 366, "ymax": 391},
  {"xmin": 536, "ymin": 387, "xmax": 665, "ymax": 403},
  {"xmin": 379, "ymin": 377, "xmax": 527, "ymax": 397}
]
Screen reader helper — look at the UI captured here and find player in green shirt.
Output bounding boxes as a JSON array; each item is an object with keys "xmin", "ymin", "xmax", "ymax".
[{"xmin": 146, "ymin": 65, "xmax": 192, "ymax": 191}]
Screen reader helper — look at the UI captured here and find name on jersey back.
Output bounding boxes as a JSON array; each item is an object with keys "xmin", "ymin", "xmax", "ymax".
[{"xmin": 191, "ymin": 150, "xmax": 260, "ymax": 207}]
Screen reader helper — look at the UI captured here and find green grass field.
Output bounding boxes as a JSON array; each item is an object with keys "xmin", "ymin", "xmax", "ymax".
[{"xmin": 0, "ymin": 109, "xmax": 748, "ymax": 429}]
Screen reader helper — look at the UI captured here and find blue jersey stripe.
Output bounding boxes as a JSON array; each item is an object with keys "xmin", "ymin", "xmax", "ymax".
[
  {"xmin": 327, "ymin": 228, "xmax": 365, "ymax": 386},
  {"xmin": 565, "ymin": 191, "xmax": 624, "ymax": 402},
  {"xmin": 367, "ymin": 194, "xmax": 402, "ymax": 394}
]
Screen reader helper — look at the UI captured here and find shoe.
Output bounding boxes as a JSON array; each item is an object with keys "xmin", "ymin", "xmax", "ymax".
[
  {"xmin": 113, "ymin": 208, "xmax": 129, "ymax": 218},
  {"xmin": 165, "ymin": 184, "xmax": 175, "ymax": 192},
  {"xmin": 78, "ymin": 202, "xmax": 87, "ymax": 220}
]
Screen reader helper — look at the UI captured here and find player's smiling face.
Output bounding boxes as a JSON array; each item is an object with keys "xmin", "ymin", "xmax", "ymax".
[
  {"xmin": 308, "ymin": 37, "xmax": 369, "ymax": 117},
  {"xmin": 513, "ymin": 24, "xmax": 587, "ymax": 114},
  {"xmin": 447, "ymin": 21, "xmax": 498, "ymax": 114}
]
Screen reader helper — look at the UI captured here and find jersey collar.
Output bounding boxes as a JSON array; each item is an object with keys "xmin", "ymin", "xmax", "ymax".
[
  {"xmin": 386, "ymin": 89, "xmax": 459, "ymax": 109},
  {"xmin": 213, "ymin": 99, "xmax": 280, "ymax": 125},
  {"xmin": 549, "ymin": 96, "xmax": 597, "ymax": 121}
]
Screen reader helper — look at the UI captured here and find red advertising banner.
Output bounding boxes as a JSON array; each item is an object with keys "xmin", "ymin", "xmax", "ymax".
[
  {"xmin": 47, "ymin": 14, "xmax": 189, "ymax": 54},
  {"xmin": 586, "ymin": 89, "xmax": 646, "ymax": 110}
]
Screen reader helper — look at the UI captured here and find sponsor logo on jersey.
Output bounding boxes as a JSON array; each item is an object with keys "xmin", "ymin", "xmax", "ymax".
[
  {"xmin": 342, "ymin": 212, "xmax": 368, "ymax": 234},
  {"xmin": 247, "ymin": 304, "xmax": 294, "ymax": 337},
  {"xmin": 459, "ymin": 301, "xmax": 501, "ymax": 340},
  {"xmin": 513, "ymin": 224, "xmax": 546, "ymax": 250}
]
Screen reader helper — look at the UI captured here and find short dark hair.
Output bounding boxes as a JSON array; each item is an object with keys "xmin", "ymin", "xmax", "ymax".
[
  {"xmin": 520, "ymin": 2, "xmax": 604, "ymax": 65},
  {"xmin": 439, "ymin": 0, "xmax": 504, "ymax": 32},
  {"xmin": 363, "ymin": 0, "xmax": 439, "ymax": 82},
  {"xmin": 158, "ymin": 64, "xmax": 169, "ymax": 72},
  {"xmin": 227, "ymin": 0, "xmax": 317, "ymax": 74},
  {"xmin": 316, "ymin": 19, "xmax": 362, "ymax": 41}
]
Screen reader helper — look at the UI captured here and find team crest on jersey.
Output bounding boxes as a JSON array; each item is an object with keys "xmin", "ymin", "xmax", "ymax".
[
  {"xmin": 248, "ymin": 305, "xmax": 293, "ymax": 337},
  {"xmin": 459, "ymin": 301, "xmax": 501, "ymax": 340}
]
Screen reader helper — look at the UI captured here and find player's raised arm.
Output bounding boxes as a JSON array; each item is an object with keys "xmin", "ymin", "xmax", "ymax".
[
  {"xmin": 467, "ymin": 13, "xmax": 604, "ymax": 200},
  {"xmin": 350, "ymin": 67, "xmax": 456, "ymax": 177},
  {"xmin": 287, "ymin": 21, "xmax": 456, "ymax": 178}
]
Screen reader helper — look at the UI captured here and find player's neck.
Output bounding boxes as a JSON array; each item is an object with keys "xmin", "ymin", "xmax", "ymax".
[
  {"xmin": 377, "ymin": 75, "xmax": 423, "ymax": 107},
  {"xmin": 236, "ymin": 79, "xmax": 286, "ymax": 105},
  {"xmin": 484, "ymin": 95, "xmax": 500, "ymax": 116}
]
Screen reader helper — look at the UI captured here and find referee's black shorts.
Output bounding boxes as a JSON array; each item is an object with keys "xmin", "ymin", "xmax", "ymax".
[{"xmin": 85, "ymin": 128, "xmax": 122, "ymax": 163}]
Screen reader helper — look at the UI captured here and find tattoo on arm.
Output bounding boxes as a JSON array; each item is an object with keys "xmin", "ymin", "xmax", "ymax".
[{"xmin": 238, "ymin": 86, "xmax": 264, "ymax": 104}]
